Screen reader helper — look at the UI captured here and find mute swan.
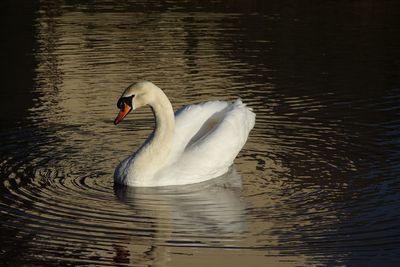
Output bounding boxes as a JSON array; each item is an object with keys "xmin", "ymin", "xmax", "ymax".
[{"xmin": 113, "ymin": 81, "xmax": 255, "ymax": 187}]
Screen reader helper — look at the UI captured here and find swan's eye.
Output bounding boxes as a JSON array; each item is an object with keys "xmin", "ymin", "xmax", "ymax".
[
  {"xmin": 117, "ymin": 98, "xmax": 124, "ymax": 109},
  {"xmin": 117, "ymin": 95, "xmax": 134, "ymax": 109}
]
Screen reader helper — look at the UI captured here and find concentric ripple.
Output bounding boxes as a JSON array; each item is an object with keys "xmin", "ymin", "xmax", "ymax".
[{"xmin": 1, "ymin": 1, "xmax": 400, "ymax": 266}]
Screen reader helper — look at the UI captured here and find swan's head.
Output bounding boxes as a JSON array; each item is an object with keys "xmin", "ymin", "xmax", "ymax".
[{"xmin": 114, "ymin": 81, "xmax": 160, "ymax": 125}]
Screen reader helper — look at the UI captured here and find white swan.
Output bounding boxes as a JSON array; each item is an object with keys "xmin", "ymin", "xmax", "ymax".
[{"xmin": 113, "ymin": 81, "xmax": 255, "ymax": 187}]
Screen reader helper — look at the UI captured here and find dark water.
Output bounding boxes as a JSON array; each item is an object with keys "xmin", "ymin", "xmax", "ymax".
[{"xmin": 1, "ymin": 1, "xmax": 400, "ymax": 266}]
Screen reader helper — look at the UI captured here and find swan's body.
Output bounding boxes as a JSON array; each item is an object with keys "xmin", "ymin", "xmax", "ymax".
[{"xmin": 114, "ymin": 81, "xmax": 255, "ymax": 187}]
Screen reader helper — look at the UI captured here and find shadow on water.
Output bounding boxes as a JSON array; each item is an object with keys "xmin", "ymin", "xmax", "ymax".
[{"xmin": 0, "ymin": 0, "xmax": 400, "ymax": 266}]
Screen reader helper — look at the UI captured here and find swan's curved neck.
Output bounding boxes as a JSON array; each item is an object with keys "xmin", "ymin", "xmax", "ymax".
[
  {"xmin": 133, "ymin": 90, "xmax": 175, "ymax": 175},
  {"xmin": 150, "ymin": 93, "xmax": 175, "ymax": 149}
]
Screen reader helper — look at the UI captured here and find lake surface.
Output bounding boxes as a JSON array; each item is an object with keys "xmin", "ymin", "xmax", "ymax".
[{"xmin": 1, "ymin": 1, "xmax": 400, "ymax": 266}]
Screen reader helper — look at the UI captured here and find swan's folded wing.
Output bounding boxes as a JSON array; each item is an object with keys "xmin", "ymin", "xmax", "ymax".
[
  {"xmin": 183, "ymin": 100, "xmax": 255, "ymax": 169},
  {"xmin": 159, "ymin": 100, "xmax": 255, "ymax": 185}
]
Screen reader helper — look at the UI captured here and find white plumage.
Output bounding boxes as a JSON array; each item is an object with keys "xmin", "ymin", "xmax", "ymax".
[{"xmin": 114, "ymin": 81, "xmax": 255, "ymax": 187}]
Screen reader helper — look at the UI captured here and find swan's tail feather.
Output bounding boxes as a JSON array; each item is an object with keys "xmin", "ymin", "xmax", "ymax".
[{"xmin": 231, "ymin": 98, "xmax": 256, "ymax": 132}]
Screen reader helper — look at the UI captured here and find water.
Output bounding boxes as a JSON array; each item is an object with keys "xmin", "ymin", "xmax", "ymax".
[{"xmin": 1, "ymin": 1, "xmax": 400, "ymax": 266}]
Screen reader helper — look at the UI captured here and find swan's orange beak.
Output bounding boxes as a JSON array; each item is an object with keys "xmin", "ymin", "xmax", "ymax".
[{"xmin": 114, "ymin": 102, "xmax": 132, "ymax": 125}]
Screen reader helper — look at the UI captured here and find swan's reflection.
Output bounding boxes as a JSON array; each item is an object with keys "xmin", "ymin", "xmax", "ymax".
[
  {"xmin": 114, "ymin": 167, "xmax": 246, "ymax": 235},
  {"xmin": 113, "ymin": 168, "xmax": 246, "ymax": 265}
]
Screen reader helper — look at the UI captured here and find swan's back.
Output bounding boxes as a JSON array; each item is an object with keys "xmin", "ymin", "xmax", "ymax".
[{"xmin": 156, "ymin": 99, "xmax": 255, "ymax": 185}]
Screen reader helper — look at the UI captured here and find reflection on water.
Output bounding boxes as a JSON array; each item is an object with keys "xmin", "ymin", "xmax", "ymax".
[
  {"xmin": 1, "ymin": 0, "xmax": 400, "ymax": 266},
  {"xmin": 114, "ymin": 168, "xmax": 245, "ymax": 237}
]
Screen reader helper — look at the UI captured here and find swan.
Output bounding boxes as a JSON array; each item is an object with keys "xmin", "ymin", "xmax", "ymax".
[{"xmin": 113, "ymin": 81, "xmax": 255, "ymax": 187}]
